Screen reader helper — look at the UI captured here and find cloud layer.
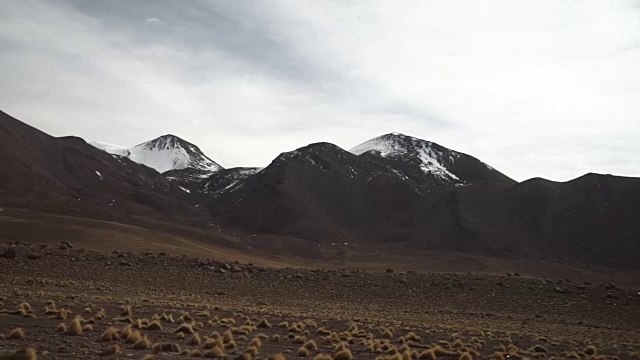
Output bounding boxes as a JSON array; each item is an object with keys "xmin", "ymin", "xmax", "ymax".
[{"xmin": 1, "ymin": 0, "xmax": 639, "ymax": 181}]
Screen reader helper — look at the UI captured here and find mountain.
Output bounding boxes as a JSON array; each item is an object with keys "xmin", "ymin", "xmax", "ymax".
[
  {"xmin": 3, "ymin": 109, "xmax": 640, "ymax": 271},
  {"xmin": 206, "ymin": 141, "xmax": 459, "ymax": 240},
  {"xmin": 0, "ymin": 110, "xmax": 194, "ymax": 215},
  {"xmin": 205, "ymin": 140, "xmax": 640, "ymax": 270},
  {"xmin": 91, "ymin": 135, "xmax": 223, "ymax": 177},
  {"xmin": 350, "ymin": 133, "xmax": 514, "ymax": 186}
]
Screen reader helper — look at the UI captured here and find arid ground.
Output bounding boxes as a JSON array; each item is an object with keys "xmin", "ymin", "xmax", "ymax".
[{"xmin": 1, "ymin": 242, "xmax": 639, "ymax": 359}]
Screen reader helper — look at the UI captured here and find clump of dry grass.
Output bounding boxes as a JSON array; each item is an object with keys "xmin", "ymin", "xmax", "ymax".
[
  {"xmin": 257, "ymin": 318, "xmax": 272, "ymax": 328},
  {"xmin": 120, "ymin": 305, "xmax": 132, "ymax": 317},
  {"xmin": 152, "ymin": 343, "xmax": 181, "ymax": 354},
  {"xmin": 133, "ymin": 335, "xmax": 152, "ymax": 350},
  {"xmin": 223, "ymin": 330, "xmax": 234, "ymax": 344},
  {"xmin": 317, "ymin": 328, "xmax": 332, "ymax": 336},
  {"xmin": 187, "ymin": 349, "xmax": 203, "ymax": 357},
  {"xmin": 189, "ymin": 333, "xmax": 202, "ymax": 346},
  {"xmin": 175, "ymin": 323, "xmax": 195, "ymax": 335},
  {"xmin": 203, "ymin": 337, "xmax": 224, "ymax": 350},
  {"xmin": 145, "ymin": 320, "xmax": 163, "ymax": 331},
  {"xmin": 585, "ymin": 346, "xmax": 597, "ymax": 356},
  {"xmin": 0, "ymin": 347, "xmax": 37, "ymax": 360},
  {"xmin": 65, "ymin": 317, "xmax": 83, "ymax": 336},
  {"xmin": 268, "ymin": 354, "xmax": 286, "ymax": 360},
  {"xmin": 126, "ymin": 330, "xmax": 142, "ymax": 344},
  {"xmin": 246, "ymin": 346, "xmax": 260, "ymax": 356},
  {"xmin": 333, "ymin": 349, "xmax": 352, "ymax": 360},
  {"xmin": 459, "ymin": 352, "xmax": 473, "ymax": 360},
  {"xmin": 8, "ymin": 328, "xmax": 26, "ymax": 340},
  {"xmin": 100, "ymin": 327, "xmax": 120, "ymax": 342},
  {"xmin": 100, "ymin": 344, "xmax": 121, "ymax": 356},
  {"xmin": 178, "ymin": 312, "xmax": 193, "ymax": 323},
  {"xmin": 314, "ymin": 355, "xmax": 332, "ymax": 360},
  {"xmin": 83, "ymin": 325, "xmax": 93, "ymax": 332},
  {"xmin": 298, "ymin": 347, "xmax": 310, "ymax": 357},
  {"xmin": 203, "ymin": 347, "xmax": 225, "ymax": 358},
  {"xmin": 56, "ymin": 323, "xmax": 67, "ymax": 333},
  {"xmin": 304, "ymin": 340, "xmax": 318, "ymax": 351},
  {"xmin": 94, "ymin": 308, "xmax": 107, "ymax": 321},
  {"xmin": 250, "ymin": 338, "xmax": 262, "ymax": 349}
]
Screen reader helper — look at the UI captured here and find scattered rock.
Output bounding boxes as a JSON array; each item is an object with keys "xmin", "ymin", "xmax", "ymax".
[
  {"xmin": 2, "ymin": 248, "xmax": 17, "ymax": 259},
  {"xmin": 553, "ymin": 286, "xmax": 570, "ymax": 294},
  {"xmin": 61, "ymin": 241, "xmax": 74, "ymax": 249},
  {"xmin": 118, "ymin": 260, "xmax": 134, "ymax": 266},
  {"xmin": 26, "ymin": 254, "xmax": 42, "ymax": 260}
]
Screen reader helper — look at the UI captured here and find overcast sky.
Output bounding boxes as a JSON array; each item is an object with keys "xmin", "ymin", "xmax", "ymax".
[{"xmin": 1, "ymin": 1, "xmax": 639, "ymax": 181}]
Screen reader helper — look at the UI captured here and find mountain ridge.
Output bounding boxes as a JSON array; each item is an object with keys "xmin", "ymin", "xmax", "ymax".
[{"xmin": 3, "ymin": 109, "xmax": 640, "ymax": 271}]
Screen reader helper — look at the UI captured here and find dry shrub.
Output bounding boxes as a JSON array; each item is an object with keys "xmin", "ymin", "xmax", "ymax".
[
  {"xmin": 8, "ymin": 328, "xmax": 26, "ymax": 340},
  {"xmin": 188, "ymin": 350, "xmax": 203, "ymax": 357},
  {"xmin": 246, "ymin": 346, "xmax": 259, "ymax": 356},
  {"xmin": 418, "ymin": 350, "xmax": 436, "ymax": 360},
  {"xmin": 333, "ymin": 349, "xmax": 352, "ymax": 360},
  {"xmin": 175, "ymin": 323, "xmax": 195, "ymax": 335},
  {"xmin": 298, "ymin": 347, "xmax": 310, "ymax": 357},
  {"xmin": 100, "ymin": 344, "xmax": 120, "ymax": 356},
  {"xmin": 304, "ymin": 340, "xmax": 318, "ymax": 351},
  {"xmin": 459, "ymin": 352, "xmax": 473, "ymax": 360},
  {"xmin": 0, "ymin": 347, "xmax": 37, "ymax": 360},
  {"xmin": 223, "ymin": 330, "xmax": 234, "ymax": 344},
  {"xmin": 100, "ymin": 327, "xmax": 120, "ymax": 342},
  {"xmin": 146, "ymin": 320, "xmax": 163, "ymax": 331},
  {"xmin": 203, "ymin": 347, "xmax": 225, "ymax": 358},
  {"xmin": 189, "ymin": 333, "xmax": 202, "ymax": 346},
  {"xmin": 433, "ymin": 346, "xmax": 459, "ymax": 357},
  {"xmin": 56, "ymin": 323, "xmax": 67, "ymax": 333},
  {"xmin": 203, "ymin": 337, "xmax": 224, "ymax": 350},
  {"xmin": 250, "ymin": 338, "xmax": 262, "ymax": 349},
  {"xmin": 126, "ymin": 330, "xmax": 142, "ymax": 344},
  {"xmin": 133, "ymin": 335, "xmax": 152, "ymax": 350},
  {"xmin": 152, "ymin": 343, "xmax": 181, "ymax": 354},
  {"xmin": 257, "ymin": 318, "xmax": 272, "ymax": 328}
]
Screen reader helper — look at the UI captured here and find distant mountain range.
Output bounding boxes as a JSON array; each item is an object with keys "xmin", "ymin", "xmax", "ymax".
[{"xmin": 2, "ymin": 109, "xmax": 639, "ymax": 270}]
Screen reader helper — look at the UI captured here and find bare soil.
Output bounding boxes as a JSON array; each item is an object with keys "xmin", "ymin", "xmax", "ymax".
[{"xmin": 1, "ymin": 243, "xmax": 639, "ymax": 359}]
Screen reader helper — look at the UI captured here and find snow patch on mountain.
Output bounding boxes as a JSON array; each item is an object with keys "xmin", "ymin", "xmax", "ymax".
[
  {"xmin": 90, "ymin": 135, "xmax": 223, "ymax": 174},
  {"xmin": 350, "ymin": 133, "xmax": 462, "ymax": 182}
]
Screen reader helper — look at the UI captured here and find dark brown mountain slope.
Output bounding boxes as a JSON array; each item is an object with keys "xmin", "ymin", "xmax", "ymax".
[
  {"xmin": 206, "ymin": 142, "xmax": 640, "ymax": 270},
  {"xmin": 0, "ymin": 110, "xmax": 192, "ymax": 215}
]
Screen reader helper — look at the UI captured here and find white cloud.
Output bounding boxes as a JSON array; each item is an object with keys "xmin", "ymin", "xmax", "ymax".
[{"xmin": 0, "ymin": 0, "xmax": 639, "ymax": 180}]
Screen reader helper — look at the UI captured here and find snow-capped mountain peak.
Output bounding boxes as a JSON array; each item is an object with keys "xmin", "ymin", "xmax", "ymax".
[
  {"xmin": 91, "ymin": 135, "xmax": 223, "ymax": 175},
  {"xmin": 350, "ymin": 133, "xmax": 513, "ymax": 186}
]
